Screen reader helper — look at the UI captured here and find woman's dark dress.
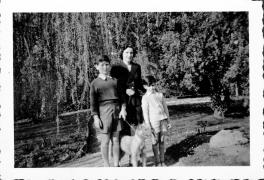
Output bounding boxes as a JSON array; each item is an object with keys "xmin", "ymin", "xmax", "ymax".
[{"xmin": 111, "ymin": 61, "xmax": 145, "ymax": 135}]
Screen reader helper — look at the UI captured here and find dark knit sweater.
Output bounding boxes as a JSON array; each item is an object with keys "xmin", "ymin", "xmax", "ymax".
[{"xmin": 90, "ymin": 76, "xmax": 123, "ymax": 116}]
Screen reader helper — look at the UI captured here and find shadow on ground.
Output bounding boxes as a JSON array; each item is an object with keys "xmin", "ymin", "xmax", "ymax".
[
  {"xmin": 164, "ymin": 125, "xmax": 244, "ymax": 166},
  {"xmin": 164, "ymin": 131, "xmax": 218, "ymax": 166}
]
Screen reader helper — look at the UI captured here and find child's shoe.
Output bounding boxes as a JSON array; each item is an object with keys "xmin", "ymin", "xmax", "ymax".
[
  {"xmin": 160, "ymin": 162, "xmax": 166, "ymax": 167},
  {"xmin": 154, "ymin": 163, "xmax": 161, "ymax": 167}
]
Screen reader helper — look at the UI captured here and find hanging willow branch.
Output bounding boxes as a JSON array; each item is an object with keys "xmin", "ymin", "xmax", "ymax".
[{"xmin": 23, "ymin": 36, "xmax": 31, "ymax": 59}]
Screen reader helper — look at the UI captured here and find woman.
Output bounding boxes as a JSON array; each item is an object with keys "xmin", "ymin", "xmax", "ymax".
[{"xmin": 111, "ymin": 44, "xmax": 145, "ymax": 135}]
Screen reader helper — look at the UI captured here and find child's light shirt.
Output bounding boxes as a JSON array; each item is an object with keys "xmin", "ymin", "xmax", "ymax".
[{"xmin": 141, "ymin": 91, "xmax": 169, "ymax": 124}]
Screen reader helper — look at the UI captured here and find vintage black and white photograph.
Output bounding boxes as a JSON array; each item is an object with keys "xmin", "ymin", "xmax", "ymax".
[
  {"xmin": 13, "ymin": 12, "xmax": 250, "ymax": 168},
  {"xmin": 0, "ymin": 0, "xmax": 263, "ymax": 179}
]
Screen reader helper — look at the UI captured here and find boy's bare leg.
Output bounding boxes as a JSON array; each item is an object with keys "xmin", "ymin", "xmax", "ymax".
[
  {"xmin": 112, "ymin": 132, "xmax": 120, "ymax": 167},
  {"xmin": 109, "ymin": 140, "xmax": 113, "ymax": 158},
  {"xmin": 152, "ymin": 143, "xmax": 159, "ymax": 166},
  {"xmin": 159, "ymin": 142, "xmax": 165, "ymax": 164},
  {"xmin": 152, "ymin": 132, "xmax": 160, "ymax": 166},
  {"xmin": 101, "ymin": 133, "xmax": 110, "ymax": 167},
  {"xmin": 159, "ymin": 133, "xmax": 165, "ymax": 166}
]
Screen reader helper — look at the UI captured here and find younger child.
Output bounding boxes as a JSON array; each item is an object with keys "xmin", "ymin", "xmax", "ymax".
[
  {"xmin": 90, "ymin": 55, "xmax": 126, "ymax": 167},
  {"xmin": 141, "ymin": 75, "xmax": 171, "ymax": 166}
]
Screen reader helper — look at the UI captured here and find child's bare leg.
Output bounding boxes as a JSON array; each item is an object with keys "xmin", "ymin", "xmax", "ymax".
[
  {"xmin": 152, "ymin": 143, "xmax": 159, "ymax": 166},
  {"xmin": 159, "ymin": 133, "xmax": 165, "ymax": 166},
  {"xmin": 101, "ymin": 133, "xmax": 110, "ymax": 167},
  {"xmin": 108, "ymin": 140, "xmax": 113, "ymax": 158},
  {"xmin": 112, "ymin": 132, "xmax": 120, "ymax": 167},
  {"xmin": 152, "ymin": 132, "xmax": 160, "ymax": 166}
]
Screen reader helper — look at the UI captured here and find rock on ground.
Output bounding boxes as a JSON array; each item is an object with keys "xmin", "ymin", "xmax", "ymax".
[
  {"xmin": 209, "ymin": 130, "xmax": 248, "ymax": 148},
  {"xmin": 208, "ymin": 129, "xmax": 249, "ymax": 165}
]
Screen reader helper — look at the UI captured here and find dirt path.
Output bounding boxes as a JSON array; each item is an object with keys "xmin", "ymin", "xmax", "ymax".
[{"xmin": 57, "ymin": 112, "xmax": 249, "ymax": 167}]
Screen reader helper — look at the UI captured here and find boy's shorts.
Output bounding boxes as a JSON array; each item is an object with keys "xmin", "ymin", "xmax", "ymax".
[
  {"xmin": 98, "ymin": 101, "xmax": 122, "ymax": 136},
  {"xmin": 151, "ymin": 119, "xmax": 169, "ymax": 144},
  {"xmin": 151, "ymin": 119, "xmax": 168, "ymax": 134}
]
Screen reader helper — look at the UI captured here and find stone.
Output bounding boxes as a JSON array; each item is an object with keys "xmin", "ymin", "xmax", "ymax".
[
  {"xmin": 209, "ymin": 130, "xmax": 248, "ymax": 148},
  {"xmin": 221, "ymin": 145, "xmax": 248, "ymax": 156},
  {"xmin": 237, "ymin": 150, "xmax": 250, "ymax": 164}
]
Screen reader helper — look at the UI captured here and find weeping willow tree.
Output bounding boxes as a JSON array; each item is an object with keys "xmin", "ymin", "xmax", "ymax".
[
  {"xmin": 14, "ymin": 12, "xmax": 141, "ymax": 121},
  {"xmin": 14, "ymin": 13, "xmax": 101, "ymax": 121},
  {"xmin": 14, "ymin": 13, "xmax": 58, "ymax": 121},
  {"xmin": 14, "ymin": 13, "xmax": 137, "ymax": 122},
  {"xmin": 14, "ymin": 12, "xmax": 249, "ymax": 122}
]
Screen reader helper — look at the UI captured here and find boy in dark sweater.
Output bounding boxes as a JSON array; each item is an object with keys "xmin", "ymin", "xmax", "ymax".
[{"xmin": 90, "ymin": 55, "xmax": 126, "ymax": 167}]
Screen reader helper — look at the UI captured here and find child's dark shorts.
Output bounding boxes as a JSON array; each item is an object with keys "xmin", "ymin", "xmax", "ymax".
[{"xmin": 99, "ymin": 101, "xmax": 122, "ymax": 135}]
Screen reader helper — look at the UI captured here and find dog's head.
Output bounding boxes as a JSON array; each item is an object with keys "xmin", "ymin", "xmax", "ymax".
[{"xmin": 135, "ymin": 124, "xmax": 149, "ymax": 139}]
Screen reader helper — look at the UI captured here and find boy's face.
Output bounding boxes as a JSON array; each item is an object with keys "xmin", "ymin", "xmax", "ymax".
[
  {"xmin": 143, "ymin": 85, "xmax": 154, "ymax": 91},
  {"xmin": 96, "ymin": 61, "xmax": 111, "ymax": 75}
]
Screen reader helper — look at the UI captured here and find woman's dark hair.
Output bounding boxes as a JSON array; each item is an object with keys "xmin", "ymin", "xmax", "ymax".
[
  {"xmin": 142, "ymin": 75, "xmax": 157, "ymax": 86},
  {"xmin": 95, "ymin": 55, "xmax": 111, "ymax": 65},
  {"xmin": 119, "ymin": 43, "xmax": 137, "ymax": 60}
]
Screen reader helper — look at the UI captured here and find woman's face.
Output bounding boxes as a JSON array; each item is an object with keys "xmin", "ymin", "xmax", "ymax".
[{"xmin": 122, "ymin": 47, "xmax": 134, "ymax": 64}]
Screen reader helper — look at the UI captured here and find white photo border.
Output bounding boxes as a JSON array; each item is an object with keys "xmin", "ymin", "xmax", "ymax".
[{"xmin": 0, "ymin": 0, "xmax": 263, "ymax": 179}]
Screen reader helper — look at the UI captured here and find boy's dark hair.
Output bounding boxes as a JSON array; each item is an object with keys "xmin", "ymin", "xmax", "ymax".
[
  {"xmin": 119, "ymin": 43, "xmax": 137, "ymax": 60},
  {"xmin": 95, "ymin": 55, "xmax": 111, "ymax": 65},
  {"xmin": 142, "ymin": 75, "xmax": 157, "ymax": 86}
]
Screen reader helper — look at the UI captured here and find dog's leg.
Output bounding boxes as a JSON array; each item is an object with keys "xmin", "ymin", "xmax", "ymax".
[
  {"xmin": 128, "ymin": 155, "xmax": 133, "ymax": 166},
  {"xmin": 141, "ymin": 149, "xmax": 147, "ymax": 167}
]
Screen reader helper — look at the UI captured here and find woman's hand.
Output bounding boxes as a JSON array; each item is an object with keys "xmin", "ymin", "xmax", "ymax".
[
  {"xmin": 126, "ymin": 88, "xmax": 135, "ymax": 96},
  {"xmin": 119, "ymin": 105, "xmax": 127, "ymax": 120},
  {"xmin": 93, "ymin": 115, "xmax": 103, "ymax": 129}
]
